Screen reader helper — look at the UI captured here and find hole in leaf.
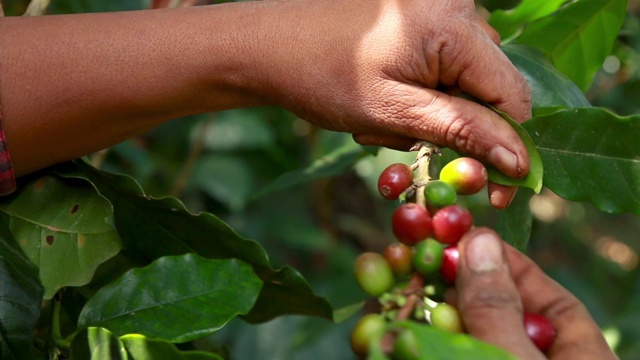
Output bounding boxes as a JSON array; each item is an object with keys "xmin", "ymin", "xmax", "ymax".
[{"xmin": 46, "ymin": 235, "xmax": 54, "ymax": 245}]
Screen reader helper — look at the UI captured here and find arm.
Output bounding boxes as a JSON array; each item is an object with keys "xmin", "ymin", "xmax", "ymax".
[
  {"xmin": 0, "ymin": 0, "xmax": 531, "ymax": 208},
  {"xmin": 0, "ymin": 4, "xmax": 271, "ymax": 176}
]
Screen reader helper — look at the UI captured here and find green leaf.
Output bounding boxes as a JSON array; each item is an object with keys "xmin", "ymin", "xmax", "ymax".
[
  {"xmin": 332, "ymin": 301, "xmax": 365, "ymax": 324},
  {"xmin": 0, "ymin": 213, "xmax": 44, "ymax": 360},
  {"xmin": 496, "ymin": 189, "xmax": 534, "ymax": 251},
  {"xmin": 502, "ymin": 44, "xmax": 590, "ymax": 109},
  {"xmin": 523, "ymin": 107, "xmax": 640, "ymax": 214},
  {"xmin": 70, "ymin": 327, "xmax": 128, "ymax": 360},
  {"xmin": 394, "ymin": 322, "xmax": 518, "ymax": 359},
  {"xmin": 253, "ymin": 139, "xmax": 370, "ymax": 198},
  {"xmin": 516, "ymin": 0, "xmax": 627, "ymax": 92},
  {"xmin": 120, "ymin": 334, "xmax": 222, "ymax": 359},
  {"xmin": 199, "ymin": 110, "xmax": 275, "ymax": 151},
  {"xmin": 486, "ymin": 111, "xmax": 544, "ymax": 194},
  {"xmin": 78, "ymin": 254, "xmax": 262, "ymax": 342},
  {"xmin": 188, "ymin": 154, "xmax": 256, "ymax": 211},
  {"xmin": 489, "ymin": 0, "xmax": 566, "ymax": 40},
  {"xmin": 70, "ymin": 327, "xmax": 223, "ymax": 360},
  {"xmin": 0, "ymin": 175, "xmax": 121, "ymax": 298},
  {"xmin": 56, "ymin": 160, "xmax": 334, "ymax": 322}
]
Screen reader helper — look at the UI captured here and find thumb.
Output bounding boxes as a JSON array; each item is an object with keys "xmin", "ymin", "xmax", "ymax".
[{"xmin": 456, "ymin": 228, "xmax": 544, "ymax": 359}]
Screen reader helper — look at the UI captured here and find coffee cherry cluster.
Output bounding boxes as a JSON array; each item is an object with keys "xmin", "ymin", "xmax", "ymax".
[{"xmin": 351, "ymin": 145, "xmax": 555, "ymax": 358}]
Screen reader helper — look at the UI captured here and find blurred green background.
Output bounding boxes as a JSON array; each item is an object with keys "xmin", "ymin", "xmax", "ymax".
[{"xmin": 4, "ymin": 0, "xmax": 640, "ymax": 358}]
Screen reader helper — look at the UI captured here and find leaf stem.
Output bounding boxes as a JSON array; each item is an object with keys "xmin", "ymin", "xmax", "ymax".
[{"xmin": 49, "ymin": 292, "xmax": 71, "ymax": 351}]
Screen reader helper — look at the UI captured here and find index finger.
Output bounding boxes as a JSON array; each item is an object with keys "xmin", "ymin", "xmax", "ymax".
[{"xmin": 504, "ymin": 245, "xmax": 617, "ymax": 359}]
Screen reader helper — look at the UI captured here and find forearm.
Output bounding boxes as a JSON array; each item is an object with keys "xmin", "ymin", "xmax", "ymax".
[
  {"xmin": 0, "ymin": 0, "xmax": 533, "ymax": 209},
  {"xmin": 0, "ymin": 4, "xmax": 278, "ymax": 176}
]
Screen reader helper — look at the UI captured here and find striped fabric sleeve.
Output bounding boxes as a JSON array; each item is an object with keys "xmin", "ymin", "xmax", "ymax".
[{"xmin": 0, "ymin": 108, "xmax": 16, "ymax": 195}]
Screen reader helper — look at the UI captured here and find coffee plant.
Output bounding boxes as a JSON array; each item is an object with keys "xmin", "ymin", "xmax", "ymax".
[
  {"xmin": 351, "ymin": 150, "xmax": 555, "ymax": 358},
  {"xmin": 1, "ymin": 0, "xmax": 639, "ymax": 359}
]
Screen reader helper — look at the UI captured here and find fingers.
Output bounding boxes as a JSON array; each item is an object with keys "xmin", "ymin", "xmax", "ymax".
[
  {"xmin": 352, "ymin": 134, "xmax": 416, "ymax": 151},
  {"xmin": 439, "ymin": 22, "xmax": 532, "ymax": 124},
  {"xmin": 504, "ymin": 244, "xmax": 618, "ymax": 360},
  {"xmin": 402, "ymin": 88, "xmax": 528, "ymax": 179},
  {"xmin": 455, "ymin": 228, "xmax": 545, "ymax": 359},
  {"xmin": 488, "ymin": 182, "xmax": 517, "ymax": 209},
  {"xmin": 476, "ymin": 14, "xmax": 501, "ymax": 46},
  {"xmin": 455, "ymin": 228, "xmax": 617, "ymax": 360}
]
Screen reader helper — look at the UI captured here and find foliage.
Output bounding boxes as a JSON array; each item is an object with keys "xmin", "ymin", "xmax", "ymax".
[{"xmin": 1, "ymin": 0, "xmax": 640, "ymax": 359}]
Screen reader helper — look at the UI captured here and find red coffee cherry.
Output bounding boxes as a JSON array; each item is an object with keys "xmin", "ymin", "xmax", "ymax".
[
  {"xmin": 432, "ymin": 205, "xmax": 473, "ymax": 245},
  {"xmin": 524, "ymin": 313, "xmax": 556, "ymax": 352},
  {"xmin": 439, "ymin": 157, "xmax": 488, "ymax": 195},
  {"xmin": 440, "ymin": 244, "xmax": 459, "ymax": 284},
  {"xmin": 378, "ymin": 163, "xmax": 414, "ymax": 200},
  {"xmin": 384, "ymin": 243, "xmax": 414, "ymax": 278},
  {"xmin": 392, "ymin": 203, "xmax": 433, "ymax": 246}
]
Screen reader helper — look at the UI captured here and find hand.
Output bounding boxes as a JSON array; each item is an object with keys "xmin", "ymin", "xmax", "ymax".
[
  {"xmin": 0, "ymin": 0, "xmax": 530, "ymax": 195},
  {"xmin": 450, "ymin": 228, "xmax": 616, "ymax": 359},
  {"xmin": 250, "ymin": 0, "xmax": 531, "ymax": 208}
]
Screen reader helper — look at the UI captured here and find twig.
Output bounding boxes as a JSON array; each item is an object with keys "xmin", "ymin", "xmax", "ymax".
[
  {"xmin": 170, "ymin": 115, "xmax": 214, "ymax": 197},
  {"xmin": 23, "ymin": 0, "xmax": 51, "ymax": 16}
]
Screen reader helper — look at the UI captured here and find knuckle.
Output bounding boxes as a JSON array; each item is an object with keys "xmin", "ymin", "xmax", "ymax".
[
  {"xmin": 442, "ymin": 114, "xmax": 475, "ymax": 153},
  {"xmin": 461, "ymin": 281, "xmax": 522, "ymax": 315}
]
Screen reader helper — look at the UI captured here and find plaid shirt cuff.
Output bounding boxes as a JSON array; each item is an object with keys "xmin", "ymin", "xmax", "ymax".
[{"xmin": 0, "ymin": 108, "xmax": 16, "ymax": 195}]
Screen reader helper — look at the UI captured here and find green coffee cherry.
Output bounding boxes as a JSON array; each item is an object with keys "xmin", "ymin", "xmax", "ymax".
[
  {"xmin": 412, "ymin": 239, "xmax": 444, "ymax": 278},
  {"xmin": 424, "ymin": 180, "xmax": 457, "ymax": 208},
  {"xmin": 430, "ymin": 303, "xmax": 464, "ymax": 333},
  {"xmin": 354, "ymin": 252, "xmax": 395, "ymax": 297},
  {"xmin": 350, "ymin": 314, "xmax": 387, "ymax": 356}
]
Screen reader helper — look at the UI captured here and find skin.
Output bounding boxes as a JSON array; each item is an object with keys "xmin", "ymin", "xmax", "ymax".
[
  {"xmin": 451, "ymin": 228, "xmax": 617, "ymax": 360},
  {"xmin": 0, "ymin": 0, "xmax": 530, "ymax": 208}
]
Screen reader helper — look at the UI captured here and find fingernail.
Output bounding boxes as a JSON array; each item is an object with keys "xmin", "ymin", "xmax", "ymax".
[
  {"xmin": 466, "ymin": 232, "xmax": 504, "ymax": 273},
  {"xmin": 489, "ymin": 146, "xmax": 519, "ymax": 177}
]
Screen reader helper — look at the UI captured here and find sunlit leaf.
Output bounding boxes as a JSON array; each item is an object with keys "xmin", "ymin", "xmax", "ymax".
[
  {"xmin": 78, "ymin": 255, "xmax": 262, "ymax": 342},
  {"xmin": 523, "ymin": 107, "xmax": 640, "ymax": 214},
  {"xmin": 487, "ymin": 110, "xmax": 544, "ymax": 194},
  {"xmin": 516, "ymin": 0, "xmax": 627, "ymax": 91},
  {"xmin": 489, "ymin": 0, "xmax": 566, "ymax": 40},
  {"xmin": 394, "ymin": 322, "xmax": 517, "ymax": 359},
  {"xmin": 0, "ymin": 175, "xmax": 121, "ymax": 298},
  {"xmin": 70, "ymin": 327, "xmax": 223, "ymax": 359},
  {"xmin": 120, "ymin": 334, "xmax": 222, "ymax": 359},
  {"xmin": 69, "ymin": 327, "xmax": 127, "ymax": 360}
]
